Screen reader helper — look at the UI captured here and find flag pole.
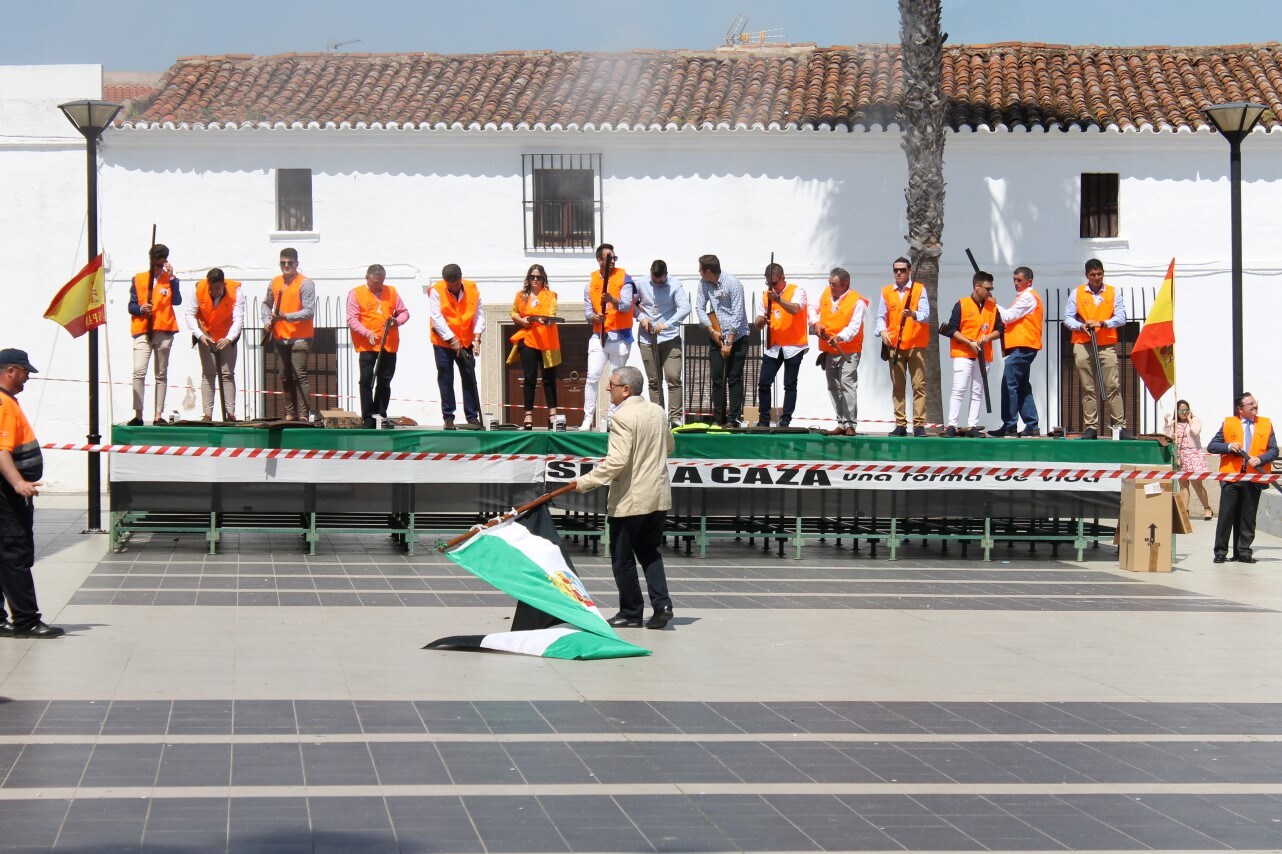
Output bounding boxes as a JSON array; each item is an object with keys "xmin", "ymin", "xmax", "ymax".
[{"xmin": 437, "ymin": 484, "xmax": 577, "ymax": 552}]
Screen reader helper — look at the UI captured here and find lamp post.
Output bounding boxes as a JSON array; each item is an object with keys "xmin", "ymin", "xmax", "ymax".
[
  {"xmin": 1203, "ymin": 101, "xmax": 1268, "ymax": 404},
  {"xmin": 57, "ymin": 99, "xmax": 122, "ymax": 534}
]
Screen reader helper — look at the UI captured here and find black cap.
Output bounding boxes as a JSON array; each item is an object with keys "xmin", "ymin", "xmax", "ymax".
[{"xmin": 0, "ymin": 349, "xmax": 37, "ymax": 373}]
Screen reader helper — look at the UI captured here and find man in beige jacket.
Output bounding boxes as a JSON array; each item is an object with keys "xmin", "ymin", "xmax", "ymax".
[{"xmin": 572, "ymin": 365, "xmax": 676, "ymax": 629}]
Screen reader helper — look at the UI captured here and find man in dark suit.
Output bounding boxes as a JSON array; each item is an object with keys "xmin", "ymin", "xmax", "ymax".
[{"xmin": 1207, "ymin": 392, "xmax": 1278, "ymax": 563}]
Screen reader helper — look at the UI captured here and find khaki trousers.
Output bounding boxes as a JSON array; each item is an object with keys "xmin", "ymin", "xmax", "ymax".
[
  {"xmin": 197, "ymin": 340, "xmax": 238, "ymax": 419},
  {"xmin": 131, "ymin": 331, "xmax": 174, "ymax": 414},
  {"xmin": 274, "ymin": 339, "xmax": 312, "ymax": 418},
  {"xmin": 889, "ymin": 347, "xmax": 927, "ymax": 426},
  {"xmin": 1072, "ymin": 342, "xmax": 1125, "ymax": 430},
  {"xmin": 640, "ymin": 337, "xmax": 684, "ymax": 425}
]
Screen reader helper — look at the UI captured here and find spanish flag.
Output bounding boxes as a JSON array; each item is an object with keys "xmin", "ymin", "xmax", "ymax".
[
  {"xmin": 44, "ymin": 254, "xmax": 107, "ymax": 338},
  {"xmin": 1131, "ymin": 258, "xmax": 1176, "ymax": 401}
]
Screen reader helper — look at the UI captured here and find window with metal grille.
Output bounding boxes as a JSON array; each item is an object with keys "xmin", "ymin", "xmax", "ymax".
[
  {"xmin": 1079, "ymin": 173, "xmax": 1119, "ymax": 238},
  {"xmin": 277, "ymin": 168, "xmax": 314, "ymax": 232},
  {"xmin": 523, "ymin": 154, "xmax": 601, "ymax": 252}
]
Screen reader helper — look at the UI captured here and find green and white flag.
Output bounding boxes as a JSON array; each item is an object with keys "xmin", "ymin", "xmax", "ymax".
[{"xmin": 427, "ymin": 507, "xmax": 650, "ymax": 660}]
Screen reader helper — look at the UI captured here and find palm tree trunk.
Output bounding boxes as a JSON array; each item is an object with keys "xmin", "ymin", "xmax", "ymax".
[{"xmin": 899, "ymin": 0, "xmax": 947, "ymax": 423}]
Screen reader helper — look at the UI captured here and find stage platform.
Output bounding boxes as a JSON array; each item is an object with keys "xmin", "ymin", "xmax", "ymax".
[{"xmin": 109, "ymin": 424, "xmax": 1171, "ymax": 560}]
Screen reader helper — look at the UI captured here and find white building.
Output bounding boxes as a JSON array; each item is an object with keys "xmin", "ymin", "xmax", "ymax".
[{"xmin": 3, "ymin": 43, "xmax": 1280, "ymax": 489}]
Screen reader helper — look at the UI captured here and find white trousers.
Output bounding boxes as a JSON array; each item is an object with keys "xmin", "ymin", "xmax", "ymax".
[
  {"xmin": 581, "ymin": 336, "xmax": 630, "ymax": 430},
  {"xmin": 948, "ymin": 357, "xmax": 985, "ymax": 428}
]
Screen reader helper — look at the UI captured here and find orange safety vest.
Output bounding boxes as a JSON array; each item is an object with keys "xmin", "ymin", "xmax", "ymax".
[
  {"xmin": 881, "ymin": 282, "xmax": 929, "ymax": 349},
  {"xmin": 268, "ymin": 273, "xmax": 314, "ymax": 340},
  {"xmin": 1002, "ymin": 287, "xmax": 1043, "ymax": 351},
  {"xmin": 588, "ymin": 267, "xmax": 634, "ymax": 333},
  {"xmin": 194, "ymin": 279, "xmax": 240, "ymax": 341},
  {"xmin": 350, "ymin": 284, "xmax": 401, "ymax": 353},
  {"xmin": 510, "ymin": 288, "xmax": 560, "ymax": 351},
  {"xmin": 1219, "ymin": 416, "xmax": 1274, "ymax": 475},
  {"xmin": 818, "ymin": 288, "xmax": 868, "ymax": 355},
  {"xmin": 431, "ymin": 280, "xmax": 480, "ymax": 348},
  {"xmin": 131, "ymin": 271, "xmax": 179, "ymax": 335},
  {"xmin": 1070, "ymin": 284, "xmax": 1118, "ymax": 345},
  {"xmin": 949, "ymin": 296, "xmax": 998, "ymax": 361},
  {"xmin": 763, "ymin": 282, "xmax": 809, "ymax": 348}
]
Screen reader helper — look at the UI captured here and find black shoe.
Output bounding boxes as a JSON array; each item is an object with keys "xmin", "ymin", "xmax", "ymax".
[
  {"xmin": 754, "ymin": 422, "xmax": 770, "ymax": 429},
  {"xmin": 1081, "ymin": 428, "xmax": 1098, "ymax": 440},
  {"xmin": 965, "ymin": 427, "xmax": 983, "ymax": 438},
  {"xmin": 1020, "ymin": 427, "xmax": 1042, "ymax": 437},
  {"xmin": 1118, "ymin": 427, "xmax": 1135, "ymax": 440},
  {"xmin": 126, "ymin": 416, "xmax": 144, "ymax": 427},
  {"xmin": 913, "ymin": 426, "xmax": 926, "ymax": 438},
  {"xmin": 362, "ymin": 418, "xmax": 376, "ymax": 429},
  {"xmin": 1238, "ymin": 556, "xmax": 1257, "ymax": 564},
  {"xmin": 889, "ymin": 426, "xmax": 908, "ymax": 437},
  {"xmin": 607, "ymin": 613, "xmax": 643, "ymax": 629},
  {"xmin": 988, "ymin": 427, "xmax": 1013, "ymax": 438},
  {"xmin": 380, "ymin": 419, "xmax": 396, "ymax": 430},
  {"xmin": 1213, "ymin": 555, "xmax": 1227, "ymax": 564},
  {"xmin": 0, "ymin": 618, "xmax": 11, "ymax": 637},
  {"xmin": 11, "ymin": 622, "xmax": 65, "ymax": 639},
  {"xmin": 778, "ymin": 419, "xmax": 791, "ymax": 428},
  {"xmin": 943, "ymin": 426, "xmax": 957, "ymax": 437},
  {"xmin": 646, "ymin": 607, "xmax": 674, "ymax": 630}
]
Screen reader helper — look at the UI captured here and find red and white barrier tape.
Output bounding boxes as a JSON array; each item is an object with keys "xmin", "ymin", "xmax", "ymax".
[{"xmin": 39, "ymin": 443, "xmax": 1278, "ymax": 483}]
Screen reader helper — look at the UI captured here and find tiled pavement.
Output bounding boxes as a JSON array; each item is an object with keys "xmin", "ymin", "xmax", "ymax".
[{"xmin": 3, "ymin": 498, "xmax": 1282, "ymax": 852}]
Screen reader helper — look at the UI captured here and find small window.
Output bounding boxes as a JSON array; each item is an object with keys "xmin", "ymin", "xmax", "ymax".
[
  {"xmin": 1080, "ymin": 173, "xmax": 1118, "ymax": 238},
  {"xmin": 523, "ymin": 154, "xmax": 601, "ymax": 251},
  {"xmin": 277, "ymin": 168, "xmax": 313, "ymax": 232}
]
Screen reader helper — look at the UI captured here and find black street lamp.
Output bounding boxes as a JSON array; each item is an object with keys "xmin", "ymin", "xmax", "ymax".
[
  {"xmin": 57, "ymin": 99, "xmax": 122, "ymax": 534},
  {"xmin": 1202, "ymin": 101, "xmax": 1268, "ymax": 404}
]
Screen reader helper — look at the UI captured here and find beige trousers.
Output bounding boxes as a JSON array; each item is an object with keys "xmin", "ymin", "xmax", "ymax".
[
  {"xmin": 131, "ymin": 331, "xmax": 174, "ymax": 414},
  {"xmin": 197, "ymin": 340, "xmax": 238, "ymax": 418},
  {"xmin": 1073, "ymin": 342, "xmax": 1125, "ymax": 430},
  {"xmin": 889, "ymin": 348, "xmax": 927, "ymax": 426}
]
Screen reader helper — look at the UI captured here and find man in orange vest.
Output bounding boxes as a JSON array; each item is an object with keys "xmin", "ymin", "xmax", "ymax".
[
  {"xmin": 429, "ymin": 263, "xmax": 485, "ymax": 429},
  {"xmin": 581, "ymin": 243, "xmax": 635, "ymax": 431},
  {"xmin": 347, "ymin": 264, "xmax": 410, "ymax": 429},
  {"xmin": 753, "ymin": 262, "xmax": 809, "ymax": 428},
  {"xmin": 808, "ymin": 267, "xmax": 868, "ymax": 436},
  {"xmin": 128, "ymin": 244, "xmax": 183, "ymax": 425},
  {"xmin": 260, "ymin": 247, "xmax": 317, "ymax": 422},
  {"xmin": 990, "ymin": 266, "xmax": 1043, "ymax": 437},
  {"xmin": 1062, "ymin": 258, "xmax": 1131, "ymax": 439},
  {"xmin": 875, "ymin": 257, "xmax": 931, "ymax": 436},
  {"xmin": 184, "ymin": 268, "xmax": 245, "ymax": 421},
  {"xmin": 941, "ymin": 271, "xmax": 1004, "ymax": 437},
  {"xmin": 1207, "ymin": 393, "xmax": 1277, "ymax": 563}
]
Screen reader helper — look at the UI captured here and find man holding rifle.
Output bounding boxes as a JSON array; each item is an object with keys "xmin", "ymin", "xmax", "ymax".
[
  {"xmin": 695, "ymin": 254, "xmax": 749, "ymax": 427},
  {"xmin": 262, "ymin": 247, "xmax": 317, "ymax": 422},
  {"xmin": 430, "ymin": 264, "xmax": 484, "ymax": 430},
  {"xmin": 185, "ymin": 268, "xmax": 244, "ymax": 421},
  {"xmin": 580, "ymin": 243, "xmax": 634, "ymax": 431},
  {"xmin": 635, "ymin": 259, "xmax": 690, "ymax": 429},
  {"xmin": 347, "ymin": 264, "xmax": 410, "ymax": 429},
  {"xmin": 128, "ymin": 244, "xmax": 182, "ymax": 426},
  {"xmin": 1062, "ymin": 258, "xmax": 1131, "ymax": 440},
  {"xmin": 810, "ymin": 267, "xmax": 867, "ymax": 436},
  {"xmin": 753, "ymin": 261, "xmax": 808, "ymax": 428},
  {"xmin": 875, "ymin": 257, "xmax": 931, "ymax": 437},
  {"xmin": 941, "ymin": 270, "xmax": 1003, "ymax": 437}
]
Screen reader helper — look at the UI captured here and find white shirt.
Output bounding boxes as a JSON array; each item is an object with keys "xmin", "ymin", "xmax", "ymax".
[{"xmin": 998, "ymin": 287, "xmax": 1037, "ymax": 324}]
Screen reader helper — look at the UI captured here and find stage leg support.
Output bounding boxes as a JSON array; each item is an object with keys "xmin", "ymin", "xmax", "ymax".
[
  {"xmin": 791, "ymin": 517, "xmax": 805, "ymax": 561},
  {"xmin": 888, "ymin": 517, "xmax": 900, "ymax": 561},
  {"xmin": 981, "ymin": 517, "xmax": 993, "ymax": 562}
]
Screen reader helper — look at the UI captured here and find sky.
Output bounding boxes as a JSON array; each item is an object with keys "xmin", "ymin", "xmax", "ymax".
[{"xmin": 5, "ymin": 0, "xmax": 1281, "ymax": 72}]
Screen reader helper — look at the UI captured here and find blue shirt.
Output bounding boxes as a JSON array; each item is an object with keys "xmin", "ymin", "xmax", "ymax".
[
  {"xmin": 1062, "ymin": 284, "xmax": 1127, "ymax": 332},
  {"xmin": 695, "ymin": 272, "xmax": 749, "ymax": 339},
  {"xmin": 634, "ymin": 276, "xmax": 691, "ymax": 344}
]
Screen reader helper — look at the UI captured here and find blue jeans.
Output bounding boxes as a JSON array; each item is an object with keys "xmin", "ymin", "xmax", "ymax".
[
  {"xmin": 1000, "ymin": 347, "xmax": 1039, "ymax": 432},
  {"xmin": 433, "ymin": 344, "xmax": 480, "ymax": 423},
  {"xmin": 757, "ymin": 350, "xmax": 805, "ymax": 425}
]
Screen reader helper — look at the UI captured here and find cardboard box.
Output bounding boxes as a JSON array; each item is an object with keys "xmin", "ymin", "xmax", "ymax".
[{"xmin": 1118, "ymin": 465, "xmax": 1174, "ymax": 572}]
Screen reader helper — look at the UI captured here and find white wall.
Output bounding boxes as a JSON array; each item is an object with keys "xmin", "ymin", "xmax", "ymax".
[
  {"xmin": 0, "ymin": 65, "xmax": 104, "ymax": 491},
  {"xmin": 6, "ymin": 62, "xmax": 1281, "ymax": 490}
]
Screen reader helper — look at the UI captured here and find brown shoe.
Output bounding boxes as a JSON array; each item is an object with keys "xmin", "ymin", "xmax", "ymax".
[
  {"xmin": 843, "ymin": 427, "xmax": 856, "ymax": 436},
  {"xmin": 825, "ymin": 426, "xmax": 846, "ymax": 436}
]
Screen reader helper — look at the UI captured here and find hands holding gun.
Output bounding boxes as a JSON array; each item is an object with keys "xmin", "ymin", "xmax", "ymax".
[{"xmin": 367, "ymin": 316, "xmax": 398, "ymax": 348}]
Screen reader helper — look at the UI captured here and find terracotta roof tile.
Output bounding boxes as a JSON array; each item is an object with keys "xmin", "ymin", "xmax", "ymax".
[
  {"xmin": 125, "ymin": 43, "xmax": 1282, "ymax": 131},
  {"xmin": 103, "ymin": 84, "xmax": 156, "ymax": 104}
]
